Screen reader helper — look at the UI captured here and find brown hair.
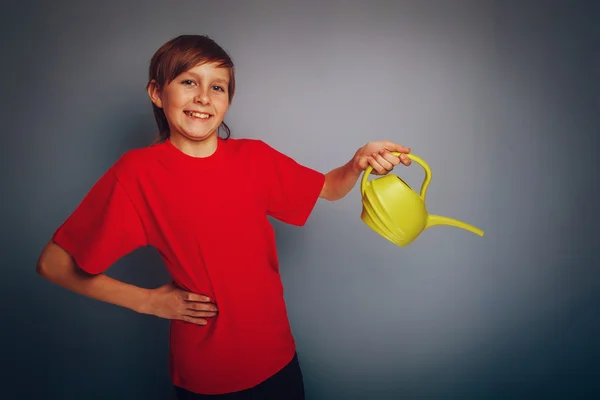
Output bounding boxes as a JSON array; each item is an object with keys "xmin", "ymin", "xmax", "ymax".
[{"xmin": 146, "ymin": 35, "xmax": 236, "ymax": 143}]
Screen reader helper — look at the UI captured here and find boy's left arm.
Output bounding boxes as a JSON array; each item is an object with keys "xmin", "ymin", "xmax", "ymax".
[{"xmin": 319, "ymin": 140, "xmax": 412, "ymax": 201}]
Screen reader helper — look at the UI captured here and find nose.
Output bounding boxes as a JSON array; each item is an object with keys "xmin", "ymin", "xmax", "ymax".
[{"xmin": 194, "ymin": 90, "xmax": 210, "ymax": 105}]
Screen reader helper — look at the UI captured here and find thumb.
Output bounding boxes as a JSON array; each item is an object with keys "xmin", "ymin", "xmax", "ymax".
[{"xmin": 384, "ymin": 141, "xmax": 411, "ymax": 154}]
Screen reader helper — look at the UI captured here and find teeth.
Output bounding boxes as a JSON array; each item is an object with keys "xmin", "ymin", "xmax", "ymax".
[{"xmin": 186, "ymin": 111, "xmax": 210, "ymax": 119}]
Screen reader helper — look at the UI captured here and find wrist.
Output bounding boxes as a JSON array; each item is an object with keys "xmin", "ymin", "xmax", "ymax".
[
  {"xmin": 349, "ymin": 153, "xmax": 363, "ymax": 176},
  {"xmin": 135, "ymin": 288, "xmax": 154, "ymax": 315}
]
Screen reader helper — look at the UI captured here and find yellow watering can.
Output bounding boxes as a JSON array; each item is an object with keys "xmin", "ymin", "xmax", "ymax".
[{"xmin": 360, "ymin": 152, "xmax": 484, "ymax": 247}]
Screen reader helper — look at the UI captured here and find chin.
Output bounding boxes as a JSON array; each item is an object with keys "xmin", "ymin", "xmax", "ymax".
[{"xmin": 182, "ymin": 131, "xmax": 218, "ymax": 142}]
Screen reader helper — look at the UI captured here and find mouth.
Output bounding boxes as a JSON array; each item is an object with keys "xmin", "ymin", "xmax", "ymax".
[{"xmin": 184, "ymin": 111, "xmax": 213, "ymax": 120}]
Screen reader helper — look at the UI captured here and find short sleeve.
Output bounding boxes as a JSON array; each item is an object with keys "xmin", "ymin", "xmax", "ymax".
[
  {"xmin": 52, "ymin": 167, "xmax": 148, "ymax": 275},
  {"xmin": 262, "ymin": 142, "xmax": 325, "ymax": 226}
]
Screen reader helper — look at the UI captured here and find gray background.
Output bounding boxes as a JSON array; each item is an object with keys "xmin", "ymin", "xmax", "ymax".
[{"xmin": 3, "ymin": 0, "xmax": 599, "ymax": 399}]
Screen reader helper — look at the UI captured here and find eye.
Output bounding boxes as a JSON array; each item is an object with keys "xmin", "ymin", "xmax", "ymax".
[
  {"xmin": 212, "ymin": 85, "xmax": 225, "ymax": 92},
  {"xmin": 181, "ymin": 79, "xmax": 195, "ymax": 86}
]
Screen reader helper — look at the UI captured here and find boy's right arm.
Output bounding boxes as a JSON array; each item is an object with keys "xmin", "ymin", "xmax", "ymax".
[{"xmin": 36, "ymin": 240, "xmax": 217, "ymax": 325}]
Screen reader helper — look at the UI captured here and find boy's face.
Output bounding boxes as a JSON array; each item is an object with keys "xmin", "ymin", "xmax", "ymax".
[{"xmin": 149, "ymin": 62, "xmax": 230, "ymax": 145}]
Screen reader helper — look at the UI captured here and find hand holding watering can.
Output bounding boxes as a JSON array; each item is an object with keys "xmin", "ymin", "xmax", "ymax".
[{"xmin": 357, "ymin": 145, "xmax": 484, "ymax": 247}]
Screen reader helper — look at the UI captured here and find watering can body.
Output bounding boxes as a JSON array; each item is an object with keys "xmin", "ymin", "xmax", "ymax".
[{"xmin": 360, "ymin": 153, "xmax": 484, "ymax": 247}]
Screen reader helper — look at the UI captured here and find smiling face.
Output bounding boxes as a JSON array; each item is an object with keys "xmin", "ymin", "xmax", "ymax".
[{"xmin": 148, "ymin": 62, "xmax": 231, "ymax": 147}]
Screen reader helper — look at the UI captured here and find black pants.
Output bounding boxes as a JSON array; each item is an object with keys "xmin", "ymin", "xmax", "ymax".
[{"xmin": 174, "ymin": 353, "xmax": 305, "ymax": 400}]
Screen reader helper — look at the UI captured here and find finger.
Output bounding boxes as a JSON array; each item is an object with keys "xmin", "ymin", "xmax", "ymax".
[
  {"xmin": 182, "ymin": 316, "xmax": 208, "ymax": 325},
  {"xmin": 398, "ymin": 153, "xmax": 411, "ymax": 166},
  {"xmin": 379, "ymin": 150, "xmax": 401, "ymax": 167},
  {"xmin": 180, "ymin": 291, "xmax": 212, "ymax": 303},
  {"xmin": 373, "ymin": 152, "xmax": 394, "ymax": 171},
  {"xmin": 368, "ymin": 156, "xmax": 387, "ymax": 175},
  {"xmin": 183, "ymin": 309, "xmax": 218, "ymax": 318},
  {"xmin": 381, "ymin": 149, "xmax": 411, "ymax": 166},
  {"xmin": 383, "ymin": 141, "xmax": 411, "ymax": 154},
  {"xmin": 187, "ymin": 302, "xmax": 218, "ymax": 312},
  {"xmin": 367, "ymin": 157, "xmax": 378, "ymax": 174}
]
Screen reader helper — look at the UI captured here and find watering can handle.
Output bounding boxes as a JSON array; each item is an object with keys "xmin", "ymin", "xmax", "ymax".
[{"xmin": 360, "ymin": 152, "xmax": 433, "ymax": 202}]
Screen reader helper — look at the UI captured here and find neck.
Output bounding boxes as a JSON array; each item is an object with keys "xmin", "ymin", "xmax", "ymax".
[{"xmin": 169, "ymin": 133, "xmax": 218, "ymax": 158}]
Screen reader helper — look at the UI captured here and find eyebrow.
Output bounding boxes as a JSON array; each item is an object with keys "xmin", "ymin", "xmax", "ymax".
[{"xmin": 184, "ymin": 71, "xmax": 229, "ymax": 85}]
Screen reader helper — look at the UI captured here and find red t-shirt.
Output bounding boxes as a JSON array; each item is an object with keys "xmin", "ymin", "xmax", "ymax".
[{"xmin": 52, "ymin": 137, "xmax": 326, "ymax": 394}]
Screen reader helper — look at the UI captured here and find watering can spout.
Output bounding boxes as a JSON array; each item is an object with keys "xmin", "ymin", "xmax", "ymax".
[{"xmin": 427, "ymin": 215, "xmax": 484, "ymax": 237}]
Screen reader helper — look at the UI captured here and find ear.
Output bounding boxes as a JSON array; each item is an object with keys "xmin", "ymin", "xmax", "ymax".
[{"xmin": 147, "ymin": 80, "xmax": 163, "ymax": 108}]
